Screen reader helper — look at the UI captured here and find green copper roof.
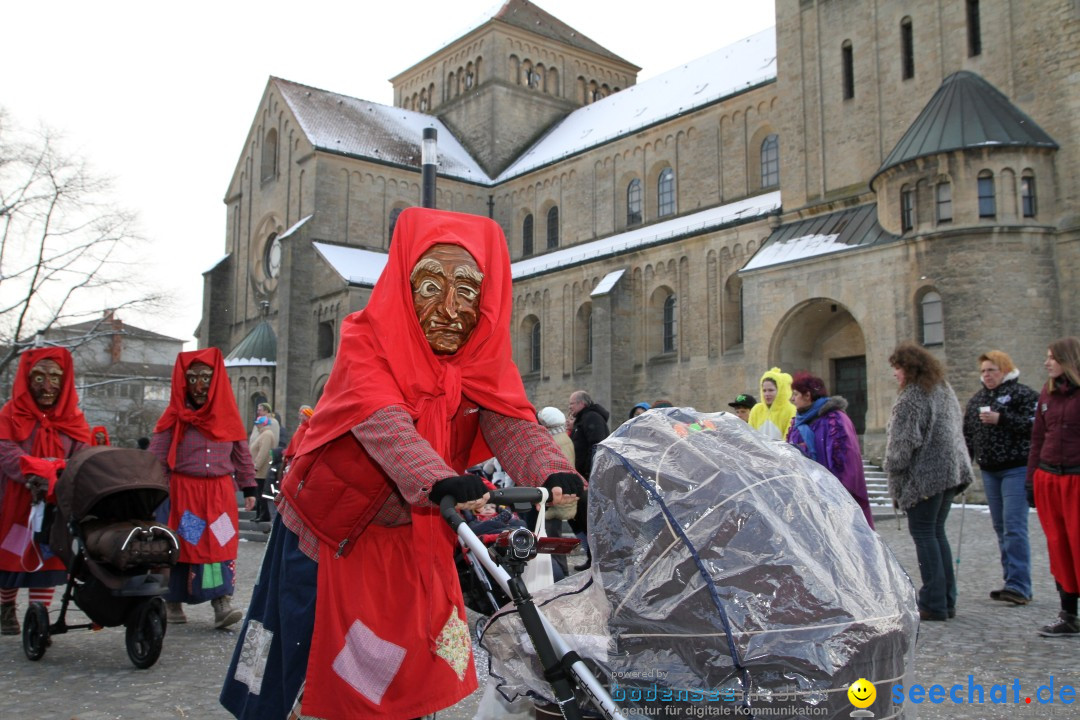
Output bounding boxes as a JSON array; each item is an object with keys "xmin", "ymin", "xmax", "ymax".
[
  {"xmin": 873, "ymin": 71, "xmax": 1058, "ymax": 188},
  {"xmin": 224, "ymin": 320, "xmax": 277, "ymax": 367}
]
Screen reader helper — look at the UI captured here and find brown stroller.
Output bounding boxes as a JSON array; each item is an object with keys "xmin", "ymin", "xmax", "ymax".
[{"xmin": 22, "ymin": 446, "xmax": 180, "ymax": 668}]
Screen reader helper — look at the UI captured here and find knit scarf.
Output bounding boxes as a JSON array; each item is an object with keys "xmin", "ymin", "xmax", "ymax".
[{"xmin": 793, "ymin": 397, "xmax": 829, "ymax": 461}]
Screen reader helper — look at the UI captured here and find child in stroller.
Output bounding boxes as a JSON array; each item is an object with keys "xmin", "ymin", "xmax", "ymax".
[{"xmin": 22, "ymin": 445, "xmax": 180, "ymax": 668}]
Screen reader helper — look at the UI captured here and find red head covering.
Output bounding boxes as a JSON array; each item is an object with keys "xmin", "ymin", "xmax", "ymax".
[
  {"xmin": 0, "ymin": 347, "xmax": 91, "ymax": 457},
  {"xmin": 297, "ymin": 207, "xmax": 535, "ymax": 466},
  {"xmin": 154, "ymin": 347, "xmax": 246, "ymax": 468},
  {"xmin": 90, "ymin": 426, "xmax": 111, "ymax": 446}
]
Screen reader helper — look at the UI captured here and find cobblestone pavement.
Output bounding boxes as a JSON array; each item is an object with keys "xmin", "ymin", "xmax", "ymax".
[{"xmin": 0, "ymin": 506, "xmax": 1074, "ymax": 719}]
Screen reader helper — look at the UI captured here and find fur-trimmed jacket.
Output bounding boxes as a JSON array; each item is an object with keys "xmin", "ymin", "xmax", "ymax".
[
  {"xmin": 885, "ymin": 381, "xmax": 975, "ymax": 511},
  {"xmin": 962, "ymin": 372, "xmax": 1039, "ymax": 471}
]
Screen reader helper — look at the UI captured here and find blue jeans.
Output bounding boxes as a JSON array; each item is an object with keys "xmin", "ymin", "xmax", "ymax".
[
  {"xmin": 906, "ymin": 487, "xmax": 958, "ymax": 618},
  {"xmin": 982, "ymin": 466, "xmax": 1032, "ymax": 598}
]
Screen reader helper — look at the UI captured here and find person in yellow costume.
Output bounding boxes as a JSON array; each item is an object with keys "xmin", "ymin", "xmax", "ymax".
[{"xmin": 748, "ymin": 367, "xmax": 797, "ymax": 441}]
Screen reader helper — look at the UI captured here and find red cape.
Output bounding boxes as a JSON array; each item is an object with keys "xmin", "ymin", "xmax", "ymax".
[
  {"xmin": 0, "ymin": 347, "xmax": 90, "ymax": 456},
  {"xmin": 154, "ymin": 348, "xmax": 246, "ymax": 468},
  {"xmin": 296, "ymin": 207, "xmax": 535, "ymax": 466}
]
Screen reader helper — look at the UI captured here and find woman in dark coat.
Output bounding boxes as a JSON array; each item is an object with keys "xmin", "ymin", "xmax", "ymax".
[{"xmin": 962, "ymin": 350, "xmax": 1039, "ymax": 606}]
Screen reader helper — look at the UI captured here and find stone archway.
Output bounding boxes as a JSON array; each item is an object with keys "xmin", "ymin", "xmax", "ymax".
[{"xmin": 771, "ymin": 299, "xmax": 869, "ymax": 433}]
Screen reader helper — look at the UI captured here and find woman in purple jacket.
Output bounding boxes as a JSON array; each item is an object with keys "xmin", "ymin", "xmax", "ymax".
[{"xmin": 786, "ymin": 372, "xmax": 874, "ymax": 529}]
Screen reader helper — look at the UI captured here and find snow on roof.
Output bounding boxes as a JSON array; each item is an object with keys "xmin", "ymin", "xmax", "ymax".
[
  {"xmin": 203, "ymin": 253, "xmax": 230, "ymax": 274},
  {"xmin": 741, "ymin": 233, "xmax": 846, "ymax": 271},
  {"xmin": 497, "ymin": 27, "xmax": 776, "ymax": 181},
  {"xmin": 512, "ymin": 190, "xmax": 780, "ymax": 280},
  {"xmin": 590, "ymin": 269, "xmax": 625, "ymax": 296},
  {"xmin": 275, "ymin": 78, "xmax": 491, "ymax": 183},
  {"xmin": 280, "ymin": 214, "xmax": 313, "ymax": 240},
  {"xmin": 313, "ymin": 242, "xmax": 388, "ymax": 287}
]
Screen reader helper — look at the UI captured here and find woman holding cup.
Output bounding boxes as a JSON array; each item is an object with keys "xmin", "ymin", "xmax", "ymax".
[{"xmin": 963, "ymin": 350, "xmax": 1040, "ymax": 606}]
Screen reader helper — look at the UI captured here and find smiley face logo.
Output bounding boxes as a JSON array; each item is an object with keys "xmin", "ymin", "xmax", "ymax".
[{"xmin": 848, "ymin": 678, "xmax": 876, "ymax": 708}]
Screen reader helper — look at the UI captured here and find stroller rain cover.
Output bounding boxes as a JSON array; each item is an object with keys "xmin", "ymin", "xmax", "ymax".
[{"xmin": 481, "ymin": 407, "xmax": 917, "ymax": 719}]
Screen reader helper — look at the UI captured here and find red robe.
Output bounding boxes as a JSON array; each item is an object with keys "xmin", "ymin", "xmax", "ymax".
[
  {"xmin": 287, "ymin": 207, "xmax": 537, "ymax": 718},
  {"xmin": 0, "ymin": 347, "xmax": 90, "ymax": 578}
]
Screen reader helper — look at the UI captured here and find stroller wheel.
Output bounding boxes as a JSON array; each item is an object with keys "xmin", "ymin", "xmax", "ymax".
[
  {"xmin": 22, "ymin": 602, "xmax": 50, "ymax": 662},
  {"xmin": 126, "ymin": 597, "xmax": 166, "ymax": 669}
]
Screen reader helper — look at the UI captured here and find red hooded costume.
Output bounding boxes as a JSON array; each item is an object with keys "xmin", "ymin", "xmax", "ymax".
[
  {"xmin": 153, "ymin": 348, "xmax": 249, "ymax": 564},
  {"xmin": 0, "ymin": 347, "xmax": 90, "ymax": 577},
  {"xmin": 282, "ymin": 207, "xmax": 539, "ymax": 718}
]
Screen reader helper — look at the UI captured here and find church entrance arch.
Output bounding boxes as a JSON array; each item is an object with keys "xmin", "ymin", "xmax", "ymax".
[{"xmin": 770, "ymin": 299, "xmax": 868, "ymax": 434}]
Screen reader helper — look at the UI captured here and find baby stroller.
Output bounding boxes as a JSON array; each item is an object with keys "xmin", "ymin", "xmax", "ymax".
[
  {"xmin": 22, "ymin": 446, "xmax": 180, "ymax": 668},
  {"xmin": 481, "ymin": 408, "xmax": 918, "ymax": 719}
]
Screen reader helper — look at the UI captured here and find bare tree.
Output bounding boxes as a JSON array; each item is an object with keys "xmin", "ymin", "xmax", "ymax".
[{"xmin": 0, "ymin": 109, "xmax": 167, "ymax": 376}]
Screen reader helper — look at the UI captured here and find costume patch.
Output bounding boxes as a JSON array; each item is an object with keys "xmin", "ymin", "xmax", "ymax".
[
  {"xmin": 203, "ymin": 562, "xmax": 224, "ymax": 589},
  {"xmin": 234, "ymin": 618, "xmax": 273, "ymax": 694},
  {"xmin": 210, "ymin": 511, "xmax": 236, "ymax": 546},
  {"xmin": 434, "ymin": 609, "xmax": 471, "ymax": 680},
  {"xmin": 331, "ymin": 619, "xmax": 406, "ymax": 704},
  {"xmin": 0, "ymin": 523, "xmax": 29, "ymax": 555},
  {"xmin": 178, "ymin": 511, "xmax": 207, "ymax": 545}
]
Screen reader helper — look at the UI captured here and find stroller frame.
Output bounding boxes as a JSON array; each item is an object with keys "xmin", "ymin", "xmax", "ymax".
[{"xmin": 440, "ymin": 488, "xmax": 627, "ymax": 720}]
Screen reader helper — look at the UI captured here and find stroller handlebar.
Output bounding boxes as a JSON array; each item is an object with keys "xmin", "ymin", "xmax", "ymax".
[{"xmin": 439, "ymin": 487, "xmax": 547, "ymax": 530}]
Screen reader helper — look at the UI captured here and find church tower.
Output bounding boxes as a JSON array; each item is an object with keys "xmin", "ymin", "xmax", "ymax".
[{"xmin": 389, "ymin": 0, "xmax": 640, "ymax": 176}]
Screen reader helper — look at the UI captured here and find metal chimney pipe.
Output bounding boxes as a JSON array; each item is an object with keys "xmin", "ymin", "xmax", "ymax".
[{"xmin": 421, "ymin": 127, "xmax": 438, "ymax": 208}]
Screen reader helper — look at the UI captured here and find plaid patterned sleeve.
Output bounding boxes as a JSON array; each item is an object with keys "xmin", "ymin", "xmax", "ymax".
[
  {"xmin": 480, "ymin": 411, "xmax": 580, "ymax": 487},
  {"xmin": 230, "ymin": 439, "xmax": 257, "ymax": 488},
  {"xmin": 352, "ymin": 405, "xmax": 455, "ymax": 507}
]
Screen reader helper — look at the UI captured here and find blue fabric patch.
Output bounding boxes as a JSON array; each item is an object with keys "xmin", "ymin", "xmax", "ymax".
[{"xmin": 178, "ymin": 510, "xmax": 207, "ymax": 546}]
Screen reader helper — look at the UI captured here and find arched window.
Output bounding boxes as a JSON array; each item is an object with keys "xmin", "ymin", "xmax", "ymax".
[
  {"xmin": 921, "ymin": 291, "xmax": 944, "ymax": 346},
  {"xmin": 901, "ymin": 17, "xmax": 915, "ymax": 80},
  {"xmin": 662, "ymin": 294, "xmax": 677, "ymax": 353},
  {"xmin": 522, "ymin": 214, "xmax": 534, "ymax": 257},
  {"xmin": 627, "ymin": 179, "xmax": 642, "ymax": 226},
  {"xmin": 658, "ymin": 168, "xmax": 675, "ymax": 217},
  {"xmin": 546, "ymin": 206, "xmax": 559, "ymax": 249},
  {"xmin": 842, "ymin": 40, "xmax": 855, "ymax": 99},
  {"xmin": 935, "ymin": 181, "xmax": 953, "ymax": 224},
  {"xmin": 526, "ymin": 317, "xmax": 542, "ymax": 373},
  {"xmin": 1021, "ymin": 173, "xmax": 1037, "ymax": 218},
  {"xmin": 261, "ymin": 128, "xmax": 278, "ymax": 182},
  {"xmin": 900, "ymin": 185, "xmax": 915, "ymax": 232},
  {"xmin": 389, "ymin": 207, "xmax": 404, "ymax": 244},
  {"xmin": 760, "ymin": 135, "xmax": 779, "ymax": 188},
  {"xmin": 967, "ymin": 0, "xmax": 982, "ymax": 56},
  {"xmin": 318, "ymin": 321, "xmax": 335, "ymax": 359},
  {"xmin": 576, "ymin": 303, "xmax": 593, "ymax": 368},
  {"xmin": 978, "ymin": 171, "xmax": 996, "ymax": 218}
]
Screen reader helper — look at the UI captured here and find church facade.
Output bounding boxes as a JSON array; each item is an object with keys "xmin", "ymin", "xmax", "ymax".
[{"xmin": 200, "ymin": 0, "xmax": 1079, "ymax": 456}]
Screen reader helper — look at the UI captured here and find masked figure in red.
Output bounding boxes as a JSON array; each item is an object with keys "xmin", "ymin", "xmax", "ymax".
[
  {"xmin": 90, "ymin": 426, "xmax": 111, "ymax": 446},
  {"xmin": 221, "ymin": 208, "xmax": 584, "ymax": 719},
  {"xmin": 0, "ymin": 348, "xmax": 91, "ymax": 635},
  {"xmin": 149, "ymin": 348, "xmax": 256, "ymax": 629}
]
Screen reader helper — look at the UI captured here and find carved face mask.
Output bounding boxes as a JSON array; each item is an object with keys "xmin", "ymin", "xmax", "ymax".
[
  {"xmin": 28, "ymin": 359, "xmax": 64, "ymax": 409},
  {"xmin": 410, "ymin": 244, "xmax": 484, "ymax": 355},
  {"xmin": 185, "ymin": 361, "xmax": 214, "ymax": 407}
]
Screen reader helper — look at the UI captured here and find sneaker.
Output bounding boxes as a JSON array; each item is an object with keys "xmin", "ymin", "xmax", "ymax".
[
  {"xmin": 0, "ymin": 603, "xmax": 19, "ymax": 636},
  {"xmin": 997, "ymin": 588, "xmax": 1031, "ymax": 606},
  {"xmin": 919, "ymin": 608, "xmax": 948, "ymax": 622},
  {"xmin": 989, "ymin": 588, "xmax": 1004, "ymax": 601},
  {"xmin": 1037, "ymin": 611, "xmax": 1080, "ymax": 638},
  {"xmin": 166, "ymin": 602, "xmax": 187, "ymax": 624}
]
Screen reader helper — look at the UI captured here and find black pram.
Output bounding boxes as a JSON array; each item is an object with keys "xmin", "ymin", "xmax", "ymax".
[{"xmin": 22, "ymin": 445, "xmax": 179, "ymax": 668}]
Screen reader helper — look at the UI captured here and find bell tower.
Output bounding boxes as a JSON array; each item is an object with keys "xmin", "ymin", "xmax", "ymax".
[{"xmin": 390, "ymin": 0, "xmax": 640, "ymax": 177}]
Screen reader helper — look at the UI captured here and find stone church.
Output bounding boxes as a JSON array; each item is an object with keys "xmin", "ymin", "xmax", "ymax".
[{"xmin": 199, "ymin": 0, "xmax": 1079, "ymax": 456}]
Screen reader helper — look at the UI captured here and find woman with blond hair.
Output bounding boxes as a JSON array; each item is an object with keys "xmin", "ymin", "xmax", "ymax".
[
  {"xmin": 963, "ymin": 350, "xmax": 1039, "ymax": 606},
  {"xmin": 1027, "ymin": 337, "xmax": 1080, "ymax": 637},
  {"xmin": 885, "ymin": 342, "xmax": 974, "ymax": 621}
]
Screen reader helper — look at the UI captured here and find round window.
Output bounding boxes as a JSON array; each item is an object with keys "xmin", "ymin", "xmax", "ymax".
[{"xmin": 264, "ymin": 233, "xmax": 281, "ymax": 279}]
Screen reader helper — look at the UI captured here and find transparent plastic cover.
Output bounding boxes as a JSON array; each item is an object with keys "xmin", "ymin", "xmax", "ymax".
[{"xmin": 480, "ymin": 407, "xmax": 917, "ymax": 719}]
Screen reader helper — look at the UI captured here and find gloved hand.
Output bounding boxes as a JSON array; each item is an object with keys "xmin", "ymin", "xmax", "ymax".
[
  {"xmin": 26, "ymin": 475, "xmax": 48, "ymax": 504},
  {"xmin": 430, "ymin": 474, "xmax": 489, "ymax": 505},
  {"xmin": 544, "ymin": 472, "xmax": 585, "ymax": 498},
  {"xmin": 1026, "ymin": 478, "xmax": 1036, "ymax": 509}
]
